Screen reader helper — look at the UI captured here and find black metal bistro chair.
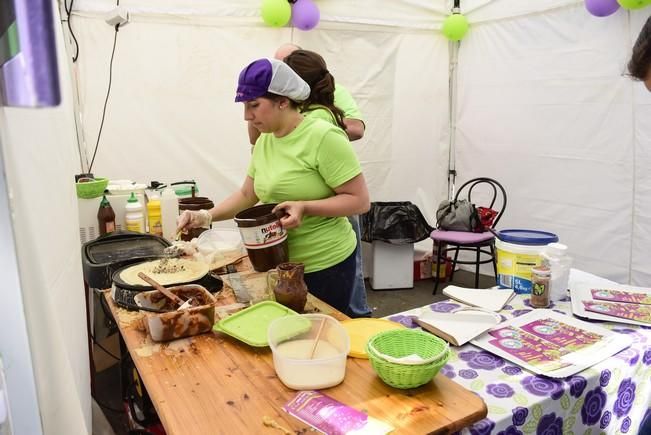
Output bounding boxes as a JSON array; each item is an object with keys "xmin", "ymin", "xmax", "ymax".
[{"xmin": 430, "ymin": 177, "xmax": 507, "ymax": 293}]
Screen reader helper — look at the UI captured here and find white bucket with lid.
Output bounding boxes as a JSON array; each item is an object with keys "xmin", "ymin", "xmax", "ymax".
[{"xmin": 495, "ymin": 229, "xmax": 559, "ymax": 294}]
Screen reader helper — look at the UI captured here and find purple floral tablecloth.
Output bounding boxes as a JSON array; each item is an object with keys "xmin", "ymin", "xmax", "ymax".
[{"xmin": 387, "ymin": 295, "xmax": 651, "ymax": 435}]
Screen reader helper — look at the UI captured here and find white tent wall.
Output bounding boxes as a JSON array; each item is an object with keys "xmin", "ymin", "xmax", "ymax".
[
  {"xmin": 67, "ymin": 0, "xmax": 451, "ymax": 229},
  {"xmin": 67, "ymin": 0, "xmax": 651, "ymax": 286},
  {"xmin": 455, "ymin": 4, "xmax": 651, "ymax": 284},
  {"xmin": 0, "ymin": 1, "xmax": 91, "ymax": 433},
  {"xmin": 630, "ymin": 12, "xmax": 651, "ymax": 286}
]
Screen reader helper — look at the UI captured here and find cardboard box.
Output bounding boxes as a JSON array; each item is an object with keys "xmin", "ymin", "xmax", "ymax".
[
  {"xmin": 431, "ymin": 256, "xmax": 454, "ymax": 282},
  {"xmin": 413, "ymin": 253, "xmax": 433, "ymax": 281}
]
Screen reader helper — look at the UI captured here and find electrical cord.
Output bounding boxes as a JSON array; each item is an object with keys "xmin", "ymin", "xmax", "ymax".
[
  {"xmin": 97, "ymin": 288, "xmax": 119, "ymax": 333},
  {"xmin": 64, "ymin": 0, "xmax": 79, "ymax": 62},
  {"xmin": 89, "ymin": 23, "xmax": 120, "ymax": 173}
]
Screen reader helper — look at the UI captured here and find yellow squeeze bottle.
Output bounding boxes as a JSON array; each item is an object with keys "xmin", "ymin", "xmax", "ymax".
[{"xmin": 147, "ymin": 193, "xmax": 163, "ymax": 237}]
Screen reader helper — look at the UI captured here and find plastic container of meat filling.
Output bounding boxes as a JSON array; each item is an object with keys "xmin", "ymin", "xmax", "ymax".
[{"xmin": 134, "ymin": 284, "xmax": 215, "ymax": 341}]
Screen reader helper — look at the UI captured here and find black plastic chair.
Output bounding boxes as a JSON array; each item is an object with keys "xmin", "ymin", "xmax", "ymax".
[{"xmin": 430, "ymin": 177, "xmax": 507, "ymax": 293}]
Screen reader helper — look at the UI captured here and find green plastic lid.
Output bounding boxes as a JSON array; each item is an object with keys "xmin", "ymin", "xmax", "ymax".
[
  {"xmin": 174, "ymin": 184, "xmax": 199, "ymax": 197},
  {"xmin": 214, "ymin": 301, "xmax": 308, "ymax": 347},
  {"xmin": 127, "ymin": 192, "xmax": 138, "ymax": 203}
]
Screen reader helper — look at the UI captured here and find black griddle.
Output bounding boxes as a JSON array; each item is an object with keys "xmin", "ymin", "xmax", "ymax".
[
  {"xmin": 82, "ymin": 231, "xmax": 171, "ymax": 289},
  {"xmin": 111, "ymin": 262, "xmax": 223, "ymax": 310}
]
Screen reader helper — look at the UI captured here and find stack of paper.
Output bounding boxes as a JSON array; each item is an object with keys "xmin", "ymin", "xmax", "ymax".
[{"xmin": 442, "ymin": 285, "xmax": 515, "ymax": 312}]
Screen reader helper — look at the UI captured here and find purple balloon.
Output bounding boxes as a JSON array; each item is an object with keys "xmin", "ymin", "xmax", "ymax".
[
  {"xmin": 291, "ymin": 0, "xmax": 320, "ymax": 31},
  {"xmin": 585, "ymin": 0, "xmax": 620, "ymax": 16}
]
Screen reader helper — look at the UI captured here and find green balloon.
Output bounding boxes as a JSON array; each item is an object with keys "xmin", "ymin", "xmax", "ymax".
[
  {"xmin": 261, "ymin": 0, "xmax": 291, "ymax": 27},
  {"xmin": 442, "ymin": 14, "xmax": 469, "ymax": 42},
  {"xmin": 617, "ymin": 0, "xmax": 649, "ymax": 9}
]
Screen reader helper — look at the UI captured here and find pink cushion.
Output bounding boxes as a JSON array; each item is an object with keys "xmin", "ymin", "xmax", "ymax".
[{"xmin": 430, "ymin": 229, "xmax": 494, "ymax": 244}]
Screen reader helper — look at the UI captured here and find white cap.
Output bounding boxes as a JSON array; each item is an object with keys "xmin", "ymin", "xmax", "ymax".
[
  {"xmin": 546, "ymin": 242, "xmax": 568, "ymax": 256},
  {"xmin": 235, "ymin": 58, "xmax": 310, "ymax": 103}
]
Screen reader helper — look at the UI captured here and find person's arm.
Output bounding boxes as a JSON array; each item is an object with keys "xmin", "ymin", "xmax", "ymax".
[
  {"xmin": 334, "ymin": 84, "xmax": 365, "ymax": 141},
  {"xmin": 273, "ymin": 174, "xmax": 370, "ymax": 229},
  {"xmin": 248, "ymin": 121, "xmax": 261, "ymax": 145},
  {"xmin": 177, "ymin": 176, "xmax": 258, "ymax": 231},
  {"xmin": 343, "ymin": 118, "xmax": 365, "ymax": 141}
]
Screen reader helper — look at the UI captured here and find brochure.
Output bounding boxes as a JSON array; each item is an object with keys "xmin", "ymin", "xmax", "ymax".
[
  {"xmin": 582, "ymin": 300, "xmax": 651, "ymax": 324},
  {"xmin": 471, "ymin": 309, "xmax": 632, "ymax": 378},
  {"xmin": 571, "ymin": 283, "xmax": 651, "ymax": 326},
  {"xmin": 283, "ymin": 390, "xmax": 393, "ymax": 435}
]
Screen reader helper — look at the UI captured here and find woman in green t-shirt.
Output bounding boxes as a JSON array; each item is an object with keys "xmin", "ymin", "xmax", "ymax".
[{"xmin": 177, "ymin": 58, "xmax": 370, "ymax": 313}]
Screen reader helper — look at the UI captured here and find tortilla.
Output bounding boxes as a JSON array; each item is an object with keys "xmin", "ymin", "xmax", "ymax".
[{"xmin": 120, "ymin": 258, "xmax": 209, "ymax": 287}]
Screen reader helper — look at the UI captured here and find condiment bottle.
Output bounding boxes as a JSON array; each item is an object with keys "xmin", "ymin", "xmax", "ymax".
[
  {"xmin": 125, "ymin": 192, "xmax": 145, "ymax": 233},
  {"xmin": 147, "ymin": 192, "xmax": 163, "ymax": 237},
  {"xmin": 530, "ymin": 265, "xmax": 551, "ymax": 308},
  {"xmin": 160, "ymin": 187, "xmax": 179, "ymax": 241},
  {"xmin": 97, "ymin": 191, "xmax": 116, "ymax": 235}
]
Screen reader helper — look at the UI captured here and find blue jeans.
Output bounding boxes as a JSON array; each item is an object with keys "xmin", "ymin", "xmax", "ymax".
[
  {"xmin": 346, "ymin": 215, "xmax": 372, "ymax": 317},
  {"xmin": 304, "ymin": 249, "xmax": 357, "ymax": 315}
]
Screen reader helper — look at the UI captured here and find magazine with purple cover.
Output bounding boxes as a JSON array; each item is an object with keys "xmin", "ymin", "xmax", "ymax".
[
  {"xmin": 472, "ymin": 309, "xmax": 631, "ymax": 378},
  {"xmin": 591, "ymin": 288, "xmax": 651, "ymax": 305},
  {"xmin": 583, "ymin": 300, "xmax": 651, "ymax": 324},
  {"xmin": 571, "ymin": 283, "xmax": 651, "ymax": 327},
  {"xmin": 283, "ymin": 391, "xmax": 393, "ymax": 435}
]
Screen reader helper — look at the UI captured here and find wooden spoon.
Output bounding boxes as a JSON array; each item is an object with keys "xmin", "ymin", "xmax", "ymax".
[
  {"xmin": 137, "ymin": 272, "xmax": 186, "ymax": 308},
  {"xmin": 308, "ymin": 317, "xmax": 327, "ymax": 359}
]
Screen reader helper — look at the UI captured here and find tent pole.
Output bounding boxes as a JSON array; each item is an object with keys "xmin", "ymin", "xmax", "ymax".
[
  {"xmin": 447, "ymin": 37, "xmax": 460, "ymax": 200},
  {"xmin": 59, "ymin": 7, "xmax": 90, "ymax": 173}
]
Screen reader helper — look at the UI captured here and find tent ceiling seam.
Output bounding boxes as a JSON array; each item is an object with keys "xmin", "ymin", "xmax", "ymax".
[{"xmin": 72, "ymin": 11, "xmax": 451, "ymax": 33}]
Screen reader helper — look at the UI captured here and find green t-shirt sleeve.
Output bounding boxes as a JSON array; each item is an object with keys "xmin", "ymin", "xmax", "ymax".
[
  {"xmin": 334, "ymin": 84, "xmax": 363, "ymax": 122},
  {"xmin": 247, "ymin": 150, "xmax": 256, "ymax": 178},
  {"xmin": 315, "ymin": 129, "xmax": 361, "ymax": 189}
]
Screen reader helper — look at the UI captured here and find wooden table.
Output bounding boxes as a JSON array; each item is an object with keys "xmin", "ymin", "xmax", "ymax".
[{"xmin": 106, "ymin": 261, "xmax": 486, "ymax": 434}]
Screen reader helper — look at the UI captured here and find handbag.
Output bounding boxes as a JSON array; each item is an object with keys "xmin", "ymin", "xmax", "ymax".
[
  {"xmin": 476, "ymin": 206, "xmax": 499, "ymax": 231},
  {"xmin": 436, "ymin": 199, "xmax": 482, "ymax": 232}
]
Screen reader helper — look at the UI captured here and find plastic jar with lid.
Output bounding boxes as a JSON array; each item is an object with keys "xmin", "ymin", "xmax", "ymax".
[
  {"xmin": 530, "ymin": 265, "xmax": 551, "ymax": 308},
  {"xmin": 540, "ymin": 243, "xmax": 572, "ymax": 301}
]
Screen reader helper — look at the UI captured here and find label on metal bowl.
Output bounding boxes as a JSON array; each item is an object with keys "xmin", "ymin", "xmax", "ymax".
[{"xmin": 238, "ymin": 221, "xmax": 287, "ymax": 249}]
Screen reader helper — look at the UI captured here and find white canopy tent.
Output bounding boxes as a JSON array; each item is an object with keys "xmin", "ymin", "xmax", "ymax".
[{"xmin": 0, "ymin": 0, "xmax": 649, "ymax": 432}]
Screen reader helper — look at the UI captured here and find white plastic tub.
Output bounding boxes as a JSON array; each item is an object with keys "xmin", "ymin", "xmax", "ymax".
[
  {"xmin": 268, "ymin": 314, "xmax": 349, "ymax": 390},
  {"xmin": 495, "ymin": 229, "xmax": 558, "ymax": 294}
]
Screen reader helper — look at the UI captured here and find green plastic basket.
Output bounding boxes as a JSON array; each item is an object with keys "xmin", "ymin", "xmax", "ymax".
[
  {"xmin": 76, "ymin": 177, "xmax": 109, "ymax": 199},
  {"xmin": 366, "ymin": 329, "xmax": 450, "ymax": 389}
]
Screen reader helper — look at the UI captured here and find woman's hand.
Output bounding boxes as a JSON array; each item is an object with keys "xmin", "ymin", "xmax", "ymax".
[
  {"xmin": 176, "ymin": 209, "xmax": 212, "ymax": 233},
  {"xmin": 273, "ymin": 201, "xmax": 305, "ymax": 229}
]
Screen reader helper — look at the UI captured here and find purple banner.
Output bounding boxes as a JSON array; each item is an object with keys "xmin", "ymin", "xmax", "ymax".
[{"xmin": 1, "ymin": 0, "xmax": 60, "ymax": 107}]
